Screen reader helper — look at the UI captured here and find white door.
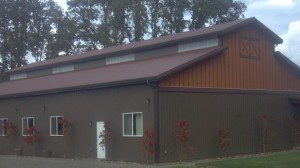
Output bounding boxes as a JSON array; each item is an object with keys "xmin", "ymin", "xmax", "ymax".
[{"xmin": 96, "ymin": 121, "xmax": 105, "ymax": 159}]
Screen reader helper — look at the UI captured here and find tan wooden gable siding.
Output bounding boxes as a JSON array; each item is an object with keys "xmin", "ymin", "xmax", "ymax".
[{"xmin": 159, "ymin": 26, "xmax": 300, "ymax": 91}]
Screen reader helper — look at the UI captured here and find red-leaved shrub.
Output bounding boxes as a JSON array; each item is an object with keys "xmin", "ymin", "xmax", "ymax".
[
  {"xmin": 2, "ymin": 121, "xmax": 18, "ymax": 138},
  {"xmin": 218, "ymin": 128, "xmax": 231, "ymax": 156},
  {"xmin": 58, "ymin": 118, "xmax": 72, "ymax": 158},
  {"xmin": 23, "ymin": 126, "xmax": 40, "ymax": 144},
  {"xmin": 23, "ymin": 126, "xmax": 40, "ymax": 155},
  {"xmin": 258, "ymin": 113, "xmax": 277, "ymax": 153},
  {"xmin": 141, "ymin": 128, "xmax": 156, "ymax": 163},
  {"xmin": 58, "ymin": 118, "xmax": 72, "ymax": 135},
  {"xmin": 99, "ymin": 121, "xmax": 113, "ymax": 151},
  {"xmin": 174, "ymin": 120, "xmax": 194, "ymax": 162}
]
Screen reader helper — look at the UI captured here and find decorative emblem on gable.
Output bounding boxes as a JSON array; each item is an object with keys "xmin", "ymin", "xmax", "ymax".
[{"xmin": 239, "ymin": 37, "xmax": 260, "ymax": 59}]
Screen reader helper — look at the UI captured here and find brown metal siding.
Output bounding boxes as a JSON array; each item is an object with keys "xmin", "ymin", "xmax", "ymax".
[
  {"xmin": 296, "ymin": 123, "xmax": 300, "ymax": 146},
  {"xmin": 0, "ymin": 84, "xmax": 155, "ymax": 162},
  {"xmin": 295, "ymin": 105, "xmax": 300, "ymax": 146},
  {"xmin": 158, "ymin": 90, "xmax": 297, "ymax": 162},
  {"xmin": 159, "ymin": 26, "xmax": 300, "ymax": 91}
]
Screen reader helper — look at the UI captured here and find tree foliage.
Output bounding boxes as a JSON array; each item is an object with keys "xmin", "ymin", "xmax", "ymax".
[
  {"xmin": 218, "ymin": 128, "xmax": 231, "ymax": 156},
  {"xmin": 141, "ymin": 128, "xmax": 156, "ymax": 163},
  {"xmin": 0, "ymin": 0, "xmax": 246, "ymax": 72},
  {"xmin": 258, "ymin": 113, "xmax": 277, "ymax": 153},
  {"xmin": 174, "ymin": 120, "xmax": 194, "ymax": 162}
]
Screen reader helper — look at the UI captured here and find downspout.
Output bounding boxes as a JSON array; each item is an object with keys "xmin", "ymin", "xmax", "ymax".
[{"xmin": 147, "ymin": 80, "xmax": 160, "ymax": 163}]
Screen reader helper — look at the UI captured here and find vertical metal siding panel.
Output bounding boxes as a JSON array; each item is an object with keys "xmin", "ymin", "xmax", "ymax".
[
  {"xmin": 250, "ymin": 29, "xmax": 255, "ymax": 88},
  {"xmin": 235, "ymin": 32, "xmax": 242, "ymax": 89},
  {"xmin": 265, "ymin": 39, "xmax": 276, "ymax": 90},
  {"xmin": 228, "ymin": 35, "xmax": 234, "ymax": 88},
  {"xmin": 199, "ymin": 64, "xmax": 204, "ymax": 87},
  {"xmin": 261, "ymin": 31, "xmax": 266, "ymax": 89},
  {"xmin": 232, "ymin": 32, "xmax": 238, "ymax": 88},
  {"xmin": 271, "ymin": 43, "xmax": 278, "ymax": 89},
  {"xmin": 225, "ymin": 36, "xmax": 231, "ymax": 88},
  {"xmin": 212, "ymin": 58, "xmax": 218, "ymax": 88},
  {"xmin": 244, "ymin": 28, "xmax": 250, "ymax": 88},
  {"xmin": 266, "ymin": 38, "xmax": 271, "ymax": 89},
  {"xmin": 192, "ymin": 66, "xmax": 197, "ymax": 86},
  {"xmin": 184, "ymin": 70, "xmax": 189, "ymax": 86},
  {"xmin": 188, "ymin": 68, "xmax": 193, "ymax": 86}
]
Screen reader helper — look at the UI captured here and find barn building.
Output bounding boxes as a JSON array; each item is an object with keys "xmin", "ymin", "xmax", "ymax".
[{"xmin": 0, "ymin": 17, "xmax": 299, "ymax": 162}]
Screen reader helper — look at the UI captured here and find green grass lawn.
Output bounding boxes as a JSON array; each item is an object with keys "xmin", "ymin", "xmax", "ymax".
[{"xmin": 173, "ymin": 150, "xmax": 300, "ymax": 168}]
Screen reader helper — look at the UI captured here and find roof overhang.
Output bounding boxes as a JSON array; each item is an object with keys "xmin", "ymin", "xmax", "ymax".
[{"xmin": 220, "ymin": 17, "xmax": 283, "ymax": 44}]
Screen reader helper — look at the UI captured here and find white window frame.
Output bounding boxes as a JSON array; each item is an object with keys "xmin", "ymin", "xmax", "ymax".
[
  {"xmin": 22, "ymin": 117, "xmax": 35, "ymax": 136},
  {"xmin": 178, "ymin": 38, "xmax": 219, "ymax": 52},
  {"xmin": 106, "ymin": 54, "xmax": 135, "ymax": 65},
  {"xmin": 122, "ymin": 112, "xmax": 143, "ymax": 137},
  {"xmin": 10, "ymin": 73, "xmax": 27, "ymax": 81},
  {"xmin": 0, "ymin": 118, "xmax": 8, "ymax": 136},
  {"xmin": 50, "ymin": 116, "xmax": 64, "ymax": 137},
  {"xmin": 52, "ymin": 64, "xmax": 74, "ymax": 74}
]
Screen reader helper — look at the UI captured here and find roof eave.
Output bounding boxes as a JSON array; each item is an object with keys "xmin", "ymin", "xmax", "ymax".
[
  {"xmin": 0, "ymin": 77, "xmax": 157, "ymax": 100},
  {"xmin": 220, "ymin": 17, "xmax": 283, "ymax": 44}
]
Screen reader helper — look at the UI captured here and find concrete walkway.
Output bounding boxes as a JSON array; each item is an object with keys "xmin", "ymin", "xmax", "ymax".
[{"xmin": 0, "ymin": 155, "xmax": 173, "ymax": 168}]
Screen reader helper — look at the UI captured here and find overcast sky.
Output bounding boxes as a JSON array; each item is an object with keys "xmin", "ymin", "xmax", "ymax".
[{"xmin": 53, "ymin": 0, "xmax": 300, "ymax": 65}]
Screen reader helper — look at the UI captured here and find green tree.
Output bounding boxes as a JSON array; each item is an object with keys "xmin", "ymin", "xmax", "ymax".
[
  {"xmin": 189, "ymin": 0, "xmax": 246, "ymax": 30},
  {"xmin": 4, "ymin": 0, "xmax": 31, "ymax": 69},
  {"xmin": 97, "ymin": 0, "xmax": 113, "ymax": 47},
  {"xmin": 67, "ymin": 0, "xmax": 101, "ymax": 51},
  {"xmin": 28, "ymin": 0, "xmax": 65, "ymax": 62},
  {"xmin": 46, "ymin": 14, "xmax": 77, "ymax": 59},
  {"xmin": 0, "ymin": 0, "xmax": 66, "ymax": 71},
  {"xmin": 146, "ymin": 0, "xmax": 162, "ymax": 38},
  {"xmin": 110, "ymin": 0, "xmax": 130, "ymax": 45},
  {"xmin": 0, "ymin": 0, "xmax": 247, "ymax": 72},
  {"xmin": 161, "ymin": 0, "xmax": 190, "ymax": 35},
  {"xmin": 128, "ymin": 0, "xmax": 149, "ymax": 42}
]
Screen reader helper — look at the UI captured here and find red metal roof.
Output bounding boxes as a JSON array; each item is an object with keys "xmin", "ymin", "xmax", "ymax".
[
  {"xmin": 0, "ymin": 47, "xmax": 226, "ymax": 98},
  {"xmin": 5, "ymin": 17, "xmax": 282, "ymax": 74}
]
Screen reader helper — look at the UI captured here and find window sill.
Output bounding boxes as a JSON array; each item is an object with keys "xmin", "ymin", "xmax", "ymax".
[
  {"xmin": 123, "ymin": 135, "xmax": 143, "ymax": 137},
  {"xmin": 50, "ymin": 135, "xmax": 64, "ymax": 137}
]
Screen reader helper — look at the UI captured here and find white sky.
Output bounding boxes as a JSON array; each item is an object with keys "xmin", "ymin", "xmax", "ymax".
[{"xmin": 53, "ymin": 0, "xmax": 300, "ymax": 65}]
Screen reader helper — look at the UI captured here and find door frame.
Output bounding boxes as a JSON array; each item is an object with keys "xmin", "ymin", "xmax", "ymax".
[{"xmin": 96, "ymin": 121, "xmax": 106, "ymax": 159}]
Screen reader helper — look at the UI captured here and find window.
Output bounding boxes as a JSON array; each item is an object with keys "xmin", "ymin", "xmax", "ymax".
[
  {"xmin": 10, "ymin": 73, "xmax": 27, "ymax": 81},
  {"xmin": 52, "ymin": 64, "xmax": 74, "ymax": 74},
  {"xmin": 0, "ymin": 118, "xmax": 8, "ymax": 136},
  {"xmin": 106, "ymin": 54, "xmax": 135, "ymax": 65},
  {"xmin": 178, "ymin": 38, "xmax": 219, "ymax": 52},
  {"xmin": 239, "ymin": 37, "xmax": 260, "ymax": 59},
  {"xmin": 122, "ymin": 112, "xmax": 143, "ymax": 137},
  {"xmin": 50, "ymin": 116, "xmax": 63, "ymax": 136},
  {"xmin": 22, "ymin": 117, "xmax": 35, "ymax": 136}
]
